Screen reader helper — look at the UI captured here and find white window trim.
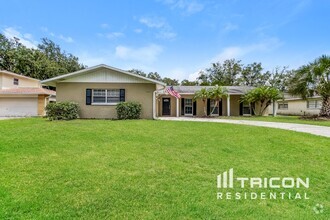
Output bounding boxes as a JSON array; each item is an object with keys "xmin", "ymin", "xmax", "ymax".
[
  {"xmin": 92, "ymin": 89, "xmax": 120, "ymax": 105},
  {"xmin": 278, "ymin": 102, "xmax": 288, "ymax": 110},
  {"xmin": 307, "ymin": 100, "xmax": 321, "ymax": 109},
  {"xmin": 184, "ymin": 98, "xmax": 193, "ymax": 116}
]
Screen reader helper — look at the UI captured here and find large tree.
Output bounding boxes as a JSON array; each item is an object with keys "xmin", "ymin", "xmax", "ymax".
[
  {"xmin": 238, "ymin": 62, "xmax": 270, "ymax": 87},
  {"xmin": 147, "ymin": 72, "xmax": 162, "ymax": 81},
  {"xmin": 162, "ymin": 77, "xmax": 179, "ymax": 86},
  {"xmin": 127, "ymin": 69, "xmax": 147, "ymax": 77},
  {"xmin": 181, "ymin": 79, "xmax": 198, "ymax": 86},
  {"xmin": 268, "ymin": 66, "xmax": 292, "ymax": 92},
  {"xmin": 288, "ymin": 55, "xmax": 330, "ymax": 117},
  {"xmin": 0, "ymin": 34, "xmax": 85, "ymax": 80},
  {"xmin": 206, "ymin": 59, "xmax": 242, "ymax": 86}
]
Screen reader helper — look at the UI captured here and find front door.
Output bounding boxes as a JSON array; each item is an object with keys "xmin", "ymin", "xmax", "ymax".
[{"xmin": 162, "ymin": 98, "xmax": 171, "ymax": 115}]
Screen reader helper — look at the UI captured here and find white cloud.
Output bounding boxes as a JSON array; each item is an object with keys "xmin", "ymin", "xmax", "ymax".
[
  {"xmin": 223, "ymin": 22, "xmax": 238, "ymax": 32},
  {"xmin": 139, "ymin": 16, "xmax": 176, "ymax": 40},
  {"xmin": 106, "ymin": 32, "xmax": 124, "ymax": 39},
  {"xmin": 59, "ymin": 35, "xmax": 74, "ymax": 43},
  {"xmin": 211, "ymin": 38, "xmax": 282, "ymax": 63},
  {"xmin": 115, "ymin": 44, "xmax": 163, "ymax": 63},
  {"xmin": 79, "ymin": 52, "xmax": 108, "ymax": 66},
  {"xmin": 40, "ymin": 27, "xmax": 74, "ymax": 43},
  {"xmin": 100, "ymin": 23, "xmax": 109, "ymax": 29},
  {"xmin": 188, "ymin": 69, "xmax": 203, "ymax": 81},
  {"xmin": 167, "ymin": 68, "xmax": 187, "ymax": 81},
  {"xmin": 160, "ymin": 0, "xmax": 204, "ymax": 15},
  {"xmin": 185, "ymin": 38, "xmax": 283, "ymax": 81},
  {"xmin": 134, "ymin": 28, "xmax": 143, "ymax": 33},
  {"xmin": 2, "ymin": 27, "xmax": 38, "ymax": 48},
  {"xmin": 139, "ymin": 17, "xmax": 166, "ymax": 28}
]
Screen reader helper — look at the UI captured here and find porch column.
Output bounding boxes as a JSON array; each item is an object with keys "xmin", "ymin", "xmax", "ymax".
[
  {"xmin": 176, "ymin": 98, "xmax": 180, "ymax": 117},
  {"xmin": 227, "ymin": 95, "xmax": 230, "ymax": 116},
  {"xmin": 273, "ymin": 99, "xmax": 277, "ymax": 116}
]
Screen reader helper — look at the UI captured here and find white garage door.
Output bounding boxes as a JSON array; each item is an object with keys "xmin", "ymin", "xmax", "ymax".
[{"xmin": 0, "ymin": 97, "xmax": 38, "ymax": 117}]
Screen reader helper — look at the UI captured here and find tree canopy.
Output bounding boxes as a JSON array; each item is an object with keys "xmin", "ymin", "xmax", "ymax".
[
  {"xmin": 288, "ymin": 55, "xmax": 330, "ymax": 117},
  {"xmin": 0, "ymin": 34, "xmax": 85, "ymax": 80}
]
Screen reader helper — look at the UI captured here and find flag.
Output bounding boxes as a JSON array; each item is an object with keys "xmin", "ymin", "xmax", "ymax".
[{"xmin": 166, "ymin": 86, "xmax": 181, "ymax": 99}]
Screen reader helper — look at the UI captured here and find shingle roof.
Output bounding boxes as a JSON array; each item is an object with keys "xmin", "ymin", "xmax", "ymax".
[
  {"xmin": 161, "ymin": 86, "xmax": 254, "ymax": 95},
  {"xmin": 0, "ymin": 88, "xmax": 56, "ymax": 95}
]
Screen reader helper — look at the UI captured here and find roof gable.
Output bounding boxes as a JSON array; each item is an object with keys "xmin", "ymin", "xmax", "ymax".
[
  {"xmin": 62, "ymin": 68, "xmax": 150, "ymax": 83},
  {"xmin": 41, "ymin": 64, "xmax": 166, "ymax": 86},
  {"xmin": 0, "ymin": 70, "xmax": 39, "ymax": 81}
]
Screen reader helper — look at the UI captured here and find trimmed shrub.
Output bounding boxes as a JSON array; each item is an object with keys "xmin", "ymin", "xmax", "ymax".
[
  {"xmin": 116, "ymin": 102, "xmax": 142, "ymax": 120},
  {"xmin": 45, "ymin": 102, "xmax": 79, "ymax": 120}
]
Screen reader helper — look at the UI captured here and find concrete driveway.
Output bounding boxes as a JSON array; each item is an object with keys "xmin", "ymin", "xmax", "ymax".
[{"xmin": 158, "ymin": 117, "xmax": 330, "ymax": 138}]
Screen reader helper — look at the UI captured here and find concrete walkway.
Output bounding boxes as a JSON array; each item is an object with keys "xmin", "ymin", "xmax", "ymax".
[{"xmin": 158, "ymin": 117, "xmax": 330, "ymax": 138}]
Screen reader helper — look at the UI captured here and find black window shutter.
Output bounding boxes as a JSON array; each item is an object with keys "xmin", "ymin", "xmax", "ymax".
[
  {"xmin": 239, "ymin": 102, "xmax": 243, "ymax": 115},
  {"xmin": 219, "ymin": 100, "xmax": 222, "ymax": 116},
  {"xmin": 251, "ymin": 102, "xmax": 255, "ymax": 115},
  {"xmin": 120, "ymin": 89, "xmax": 125, "ymax": 102},
  {"xmin": 193, "ymin": 101, "xmax": 196, "ymax": 116},
  {"xmin": 207, "ymin": 99, "xmax": 210, "ymax": 116},
  {"xmin": 181, "ymin": 98, "xmax": 185, "ymax": 115},
  {"xmin": 86, "ymin": 89, "xmax": 92, "ymax": 105}
]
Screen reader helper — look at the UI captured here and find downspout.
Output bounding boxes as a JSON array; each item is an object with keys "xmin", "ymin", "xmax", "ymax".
[{"xmin": 153, "ymin": 84, "xmax": 166, "ymax": 120}]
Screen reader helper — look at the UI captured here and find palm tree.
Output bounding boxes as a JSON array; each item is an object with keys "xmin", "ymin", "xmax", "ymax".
[
  {"xmin": 208, "ymin": 85, "xmax": 228, "ymax": 115},
  {"xmin": 241, "ymin": 86, "xmax": 282, "ymax": 116},
  {"xmin": 289, "ymin": 55, "xmax": 330, "ymax": 117},
  {"xmin": 193, "ymin": 88, "xmax": 210, "ymax": 116}
]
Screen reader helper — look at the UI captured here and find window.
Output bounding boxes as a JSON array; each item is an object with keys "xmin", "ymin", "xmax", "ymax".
[
  {"xmin": 210, "ymin": 99, "xmax": 219, "ymax": 115},
  {"xmin": 13, "ymin": 78, "xmax": 19, "ymax": 85},
  {"xmin": 243, "ymin": 101, "xmax": 251, "ymax": 115},
  {"xmin": 92, "ymin": 89, "xmax": 120, "ymax": 104},
  {"xmin": 278, "ymin": 103, "xmax": 288, "ymax": 110},
  {"xmin": 307, "ymin": 100, "xmax": 321, "ymax": 109},
  {"xmin": 184, "ymin": 99, "xmax": 193, "ymax": 115}
]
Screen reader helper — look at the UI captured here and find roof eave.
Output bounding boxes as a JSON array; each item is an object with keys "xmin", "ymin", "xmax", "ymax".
[{"xmin": 41, "ymin": 64, "xmax": 166, "ymax": 86}]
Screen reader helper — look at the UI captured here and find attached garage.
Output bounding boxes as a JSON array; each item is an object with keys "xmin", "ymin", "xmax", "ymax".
[{"xmin": 0, "ymin": 97, "xmax": 38, "ymax": 117}]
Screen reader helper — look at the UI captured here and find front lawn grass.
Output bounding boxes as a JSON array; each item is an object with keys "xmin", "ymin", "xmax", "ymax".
[
  {"xmin": 219, "ymin": 115, "xmax": 330, "ymax": 127},
  {"xmin": 0, "ymin": 118, "xmax": 329, "ymax": 219}
]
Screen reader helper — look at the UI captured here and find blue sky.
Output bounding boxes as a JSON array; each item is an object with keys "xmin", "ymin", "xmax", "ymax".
[{"xmin": 1, "ymin": 0, "xmax": 329, "ymax": 80}]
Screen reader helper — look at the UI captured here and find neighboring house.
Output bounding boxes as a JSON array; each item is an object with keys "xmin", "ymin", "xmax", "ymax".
[
  {"xmin": 157, "ymin": 86, "xmax": 256, "ymax": 117},
  {"xmin": 0, "ymin": 70, "xmax": 56, "ymax": 117},
  {"xmin": 269, "ymin": 94, "xmax": 323, "ymax": 116},
  {"xmin": 41, "ymin": 65, "xmax": 166, "ymax": 119}
]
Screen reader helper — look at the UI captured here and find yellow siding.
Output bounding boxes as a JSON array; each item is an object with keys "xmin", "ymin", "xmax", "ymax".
[
  {"xmin": 270, "ymin": 99, "xmax": 321, "ymax": 116},
  {"xmin": 56, "ymin": 82, "xmax": 156, "ymax": 119},
  {"xmin": 1, "ymin": 73, "xmax": 40, "ymax": 89},
  {"xmin": 38, "ymin": 95, "xmax": 47, "ymax": 116}
]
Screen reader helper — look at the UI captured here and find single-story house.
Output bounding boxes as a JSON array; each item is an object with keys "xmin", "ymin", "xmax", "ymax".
[
  {"xmin": 42, "ymin": 64, "xmax": 265, "ymax": 119},
  {"xmin": 0, "ymin": 70, "xmax": 56, "ymax": 117},
  {"xmin": 41, "ymin": 64, "xmax": 166, "ymax": 119},
  {"xmin": 269, "ymin": 94, "xmax": 323, "ymax": 116}
]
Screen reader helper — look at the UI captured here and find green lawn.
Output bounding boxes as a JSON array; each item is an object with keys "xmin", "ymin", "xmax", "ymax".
[
  {"xmin": 0, "ymin": 118, "xmax": 329, "ymax": 219},
  {"xmin": 218, "ymin": 115, "xmax": 330, "ymax": 127}
]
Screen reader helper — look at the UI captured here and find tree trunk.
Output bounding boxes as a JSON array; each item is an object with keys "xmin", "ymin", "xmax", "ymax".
[
  {"xmin": 210, "ymin": 100, "xmax": 218, "ymax": 115},
  {"xmin": 319, "ymin": 97, "xmax": 330, "ymax": 117},
  {"xmin": 203, "ymin": 100, "xmax": 207, "ymax": 116}
]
